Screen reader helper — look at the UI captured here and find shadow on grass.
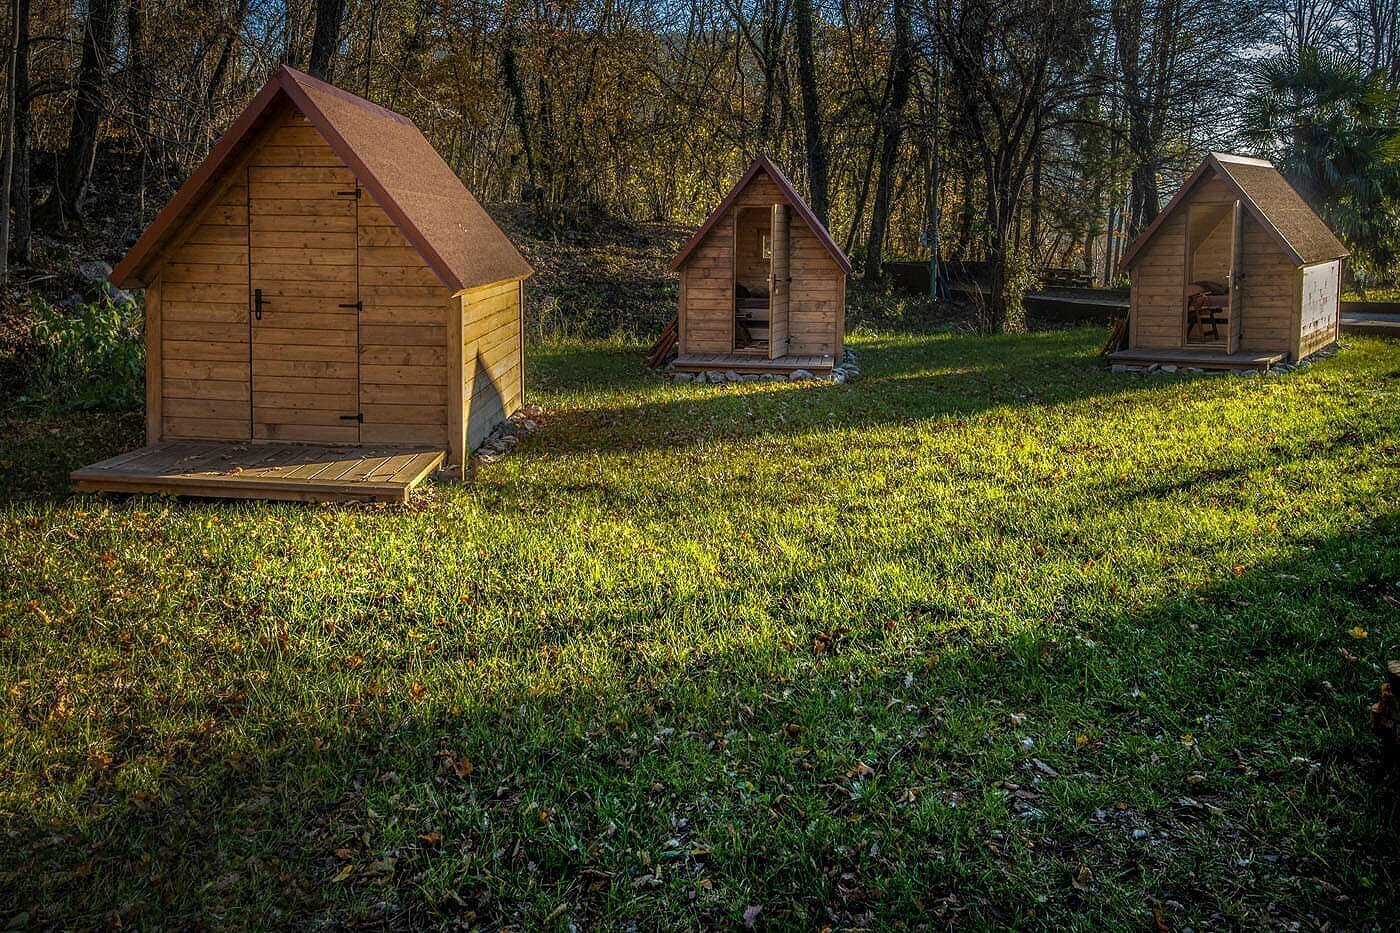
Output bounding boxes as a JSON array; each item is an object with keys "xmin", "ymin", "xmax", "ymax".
[
  {"xmin": 525, "ymin": 329, "xmax": 1232, "ymax": 457},
  {"xmin": 0, "ymin": 409, "xmax": 144, "ymax": 506},
  {"xmin": 4, "ymin": 517, "xmax": 1396, "ymax": 928}
]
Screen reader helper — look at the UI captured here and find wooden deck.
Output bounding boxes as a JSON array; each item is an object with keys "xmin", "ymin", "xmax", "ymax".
[
  {"xmin": 671, "ymin": 353, "xmax": 836, "ymax": 375},
  {"xmin": 72, "ymin": 441, "xmax": 446, "ymax": 503},
  {"xmin": 1108, "ymin": 347, "xmax": 1285, "ymax": 371}
]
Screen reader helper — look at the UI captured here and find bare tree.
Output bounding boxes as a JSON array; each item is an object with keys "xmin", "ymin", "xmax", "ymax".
[
  {"xmin": 934, "ymin": 0, "xmax": 1094, "ymax": 330},
  {"xmin": 864, "ymin": 0, "xmax": 913, "ymax": 279},
  {"xmin": 37, "ymin": 0, "xmax": 119, "ymax": 231},
  {"xmin": 793, "ymin": 0, "xmax": 829, "ymax": 222}
]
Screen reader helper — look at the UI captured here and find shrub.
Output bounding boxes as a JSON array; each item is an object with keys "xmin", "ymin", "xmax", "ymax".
[{"xmin": 21, "ymin": 294, "xmax": 145, "ymax": 412}]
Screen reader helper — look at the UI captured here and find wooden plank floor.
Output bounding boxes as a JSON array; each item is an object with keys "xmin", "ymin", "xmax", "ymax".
[
  {"xmin": 671, "ymin": 353, "xmax": 836, "ymax": 375},
  {"xmin": 72, "ymin": 441, "xmax": 446, "ymax": 503},
  {"xmin": 1107, "ymin": 347, "xmax": 1285, "ymax": 371}
]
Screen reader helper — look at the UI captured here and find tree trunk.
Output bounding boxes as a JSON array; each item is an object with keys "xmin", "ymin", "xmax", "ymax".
[
  {"xmin": 10, "ymin": 0, "xmax": 28, "ymax": 263},
  {"xmin": 500, "ymin": 29, "xmax": 544, "ymax": 222},
  {"xmin": 793, "ymin": 0, "xmax": 828, "ymax": 223},
  {"xmin": 125, "ymin": 0, "xmax": 151, "ymax": 227},
  {"xmin": 864, "ymin": 0, "xmax": 912, "ymax": 280},
  {"xmin": 36, "ymin": 0, "xmax": 118, "ymax": 232},
  {"xmin": 308, "ymin": 0, "xmax": 346, "ymax": 81},
  {"xmin": 0, "ymin": 0, "xmax": 19, "ymax": 284}
]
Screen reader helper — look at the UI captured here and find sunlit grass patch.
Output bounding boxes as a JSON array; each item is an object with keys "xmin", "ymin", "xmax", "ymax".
[{"xmin": 1, "ymin": 329, "xmax": 1396, "ymax": 927}]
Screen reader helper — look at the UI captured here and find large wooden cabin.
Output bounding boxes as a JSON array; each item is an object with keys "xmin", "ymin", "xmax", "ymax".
[
  {"xmin": 671, "ymin": 155, "xmax": 850, "ymax": 376},
  {"xmin": 80, "ymin": 66, "xmax": 533, "ymax": 501},
  {"xmin": 1113, "ymin": 153, "xmax": 1348, "ymax": 371}
]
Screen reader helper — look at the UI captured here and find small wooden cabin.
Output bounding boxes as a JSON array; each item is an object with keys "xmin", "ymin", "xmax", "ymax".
[
  {"xmin": 671, "ymin": 155, "xmax": 850, "ymax": 376},
  {"xmin": 1113, "ymin": 153, "xmax": 1348, "ymax": 370},
  {"xmin": 102, "ymin": 65, "xmax": 532, "ymax": 485}
]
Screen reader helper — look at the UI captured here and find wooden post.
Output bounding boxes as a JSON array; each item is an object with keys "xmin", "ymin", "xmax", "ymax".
[
  {"xmin": 447, "ymin": 293, "xmax": 464, "ymax": 478},
  {"xmin": 518, "ymin": 278, "xmax": 526, "ymax": 409},
  {"xmin": 145, "ymin": 276, "xmax": 162, "ymax": 444}
]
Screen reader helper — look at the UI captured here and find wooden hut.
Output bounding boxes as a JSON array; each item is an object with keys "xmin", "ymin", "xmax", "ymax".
[
  {"xmin": 75, "ymin": 66, "xmax": 533, "ymax": 502},
  {"xmin": 1112, "ymin": 153, "xmax": 1348, "ymax": 370},
  {"xmin": 671, "ymin": 155, "xmax": 850, "ymax": 376}
]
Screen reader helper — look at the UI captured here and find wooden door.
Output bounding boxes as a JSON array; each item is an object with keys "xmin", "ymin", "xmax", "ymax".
[
  {"xmin": 768, "ymin": 203, "xmax": 790, "ymax": 359},
  {"xmin": 1226, "ymin": 199, "xmax": 1244, "ymax": 354},
  {"xmin": 248, "ymin": 165, "xmax": 362, "ymax": 443}
]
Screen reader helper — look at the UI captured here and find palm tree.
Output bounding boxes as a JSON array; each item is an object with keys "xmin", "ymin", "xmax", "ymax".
[{"xmin": 1243, "ymin": 46, "xmax": 1400, "ymax": 277}]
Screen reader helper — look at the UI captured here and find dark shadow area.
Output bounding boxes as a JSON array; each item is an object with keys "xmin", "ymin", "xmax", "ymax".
[
  {"xmin": 524, "ymin": 329, "xmax": 1246, "ymax": 458},
  {"xmin": 0, "ymin": 409, "xmax": 144, "ymax": 506},
  {"xmin": 3, "ymin": 516, "xmax": 1395, "ymax": 928}
]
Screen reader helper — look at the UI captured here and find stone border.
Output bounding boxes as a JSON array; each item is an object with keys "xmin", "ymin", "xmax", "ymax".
[
  {"xmin": 1108, "ymin": 343, "xmax": 1342, "ymax": 377},
  {"xmin": 474, "ymin": 406, "xmax": 543, "ymax": 462},
  {"xmin": 670, "ymin": 348, "xmax": 861, "ymax": 385}
]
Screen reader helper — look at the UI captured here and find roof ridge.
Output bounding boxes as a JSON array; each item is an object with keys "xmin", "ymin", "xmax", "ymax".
[{"xmin": 1210, "ymin": 152, "xmax": 1274, "ymax": 167}]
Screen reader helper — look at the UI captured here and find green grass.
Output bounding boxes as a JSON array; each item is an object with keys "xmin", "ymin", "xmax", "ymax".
[
  {"xmin": 1343, "ymin": 285, "xmax": 1400, "ymax": 303},
  {"xmin": 2, "ymin": 328, "xmax": 1397, "ymax": 928}
]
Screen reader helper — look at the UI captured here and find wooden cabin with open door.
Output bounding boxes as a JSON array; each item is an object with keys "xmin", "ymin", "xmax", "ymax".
[
  {"xmin": 1112, "ymin": 153, "xmax": 1347, "ymax": 371},
  {"xmin": 75, "ymin": 66, "xmax": 533, "ymax": 503},
  {"xmin": 672, "ymin": 155, "xmax": 850, "ymax": 377}
]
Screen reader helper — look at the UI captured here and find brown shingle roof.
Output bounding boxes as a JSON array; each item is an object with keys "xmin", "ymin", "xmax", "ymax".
[
  {"xmin": 672, "ymin": 154, "xmax": 852, "ymax": 274},
  {"xmin": 112, "ymin": 66, "xmax": 532, "ymax": 292},
  {"xmin": 1119, "ymin": 153, "xmax": 1348, "ymax": 271}
]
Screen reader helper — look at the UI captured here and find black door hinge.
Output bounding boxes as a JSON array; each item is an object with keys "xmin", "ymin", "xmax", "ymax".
[
  {"xmin": 336, "ymin": 189, "xmax": 362, "ymax": 198},
  {"xmin": 339, "ymin": 413, "xmax": 364, "ymax": 422},
  {"xmin": 338, "ymin": 301, "xmax": 363, "ymax": 310}
]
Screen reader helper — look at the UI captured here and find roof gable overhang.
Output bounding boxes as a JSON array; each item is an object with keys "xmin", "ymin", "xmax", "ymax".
[
  {"xmin": 111, "ymin": 66, "xmax": 533, "ymax": 293},
  {"xmin": 672, "ymin": 154, "xmax": 852, "ymax": 275},
  {"xmin": 1117, "ymin": 153, "xmax": 1348, "ymax": 273}
]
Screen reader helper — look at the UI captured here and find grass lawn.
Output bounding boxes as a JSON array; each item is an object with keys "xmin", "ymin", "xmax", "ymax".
[{"xmin": 2, "ymin": 327, "xmax": 1397, "ymax": 928}]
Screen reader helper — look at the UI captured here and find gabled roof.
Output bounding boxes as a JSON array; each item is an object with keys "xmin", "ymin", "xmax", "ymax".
[
  {"xmin": 112, "ymin": 66, "xmax": 533, "ymax": 292},
  {"xmin": 672, "ymin": 154, "xmax": 852, "ymax": 274},
  {"xmin": 1119, "ymin": 153, "xmax": 1348, "ymax": 271}
]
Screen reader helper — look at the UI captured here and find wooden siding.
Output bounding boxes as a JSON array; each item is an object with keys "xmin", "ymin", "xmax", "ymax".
[
  {"xmin": 356, "ymin": 194, "xmax": 452, "ymax": 447},
  {"xmin": 462, "ymin": 278, "xmax": 524, "ymax": 451},
  {"xmin": 159, "ymin": 172, "xmax": 251, "ymax": 440},
  {"xmin": 1237, "ymin": 213, "xmax": 1295, "ymax": 354},
  {"xmin": 248, "ymin": 162, "xmax": 361, "ymax": 443},
  {"xmin": 1299, "ymin": 259, "xmax": 1340, "ymax": 357},
  {"xmin": 1128, "ymin": 165, "xmax": 1303, "ymax": 357},
  {"xmin": 681, "ymin": 210, "xmax": 735, "ymax": 354},
  {"xmin": 1128, "ymin": 209, "xmax": 1186, "ymax": 349},
  {"xmin": 786, "ymin": 220, "xmax": 842, "ymax": 356},
  {"xmin": 678, "ymin": 170, "xmax": 844, "ymax": 358}
]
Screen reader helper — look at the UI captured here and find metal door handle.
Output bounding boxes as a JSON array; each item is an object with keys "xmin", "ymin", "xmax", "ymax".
[{"xmin": 254, "ymin": 288, "xmax": 264, "ymax": 321}]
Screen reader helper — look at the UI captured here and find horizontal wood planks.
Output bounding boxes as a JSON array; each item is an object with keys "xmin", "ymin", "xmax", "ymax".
[
  {"xmin": 72, "ymin": 440, "xmax": 444, "ymax": 503},
  {"xmin": 462, "ymin": 279, "xmax": 524, "ymax": 450},
  {"xmin": 249, "ymin": 162, "xmax": 361, "ymax": 443},
  {"xmin": 1128, "ymin": 210, "xmax": 1186, "ymax": 350},
  {"xmin": 159, "ymin": 171, "xmax": 250, "ymax": 440},
  {"xmin": 1237, "ymin": 214, "xmax": 1297, "ymax": 354},
  {"xmin": 357, "ymin": 194, "xmax": 452, "ymax": 446}
]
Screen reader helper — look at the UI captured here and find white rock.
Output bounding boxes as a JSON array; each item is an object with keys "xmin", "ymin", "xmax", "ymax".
[
  {"xmin": 789, "ymin": 369, "xmax": 813, "ymax": 380},
  {"xmin": 78, "ymin": 259, "xmax": 113, "ymax": 282}
]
